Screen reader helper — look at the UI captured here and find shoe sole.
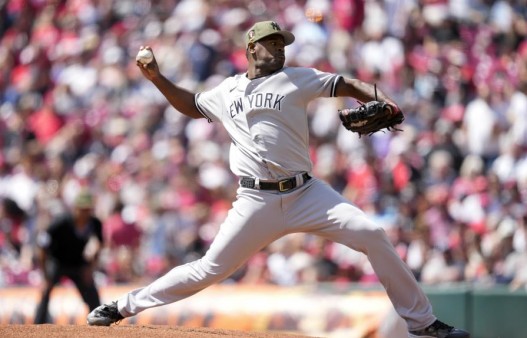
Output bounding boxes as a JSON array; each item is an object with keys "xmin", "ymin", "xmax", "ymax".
[{"xmin": 86, "ymin": 314, "xmax": 114, "ymax": 326}]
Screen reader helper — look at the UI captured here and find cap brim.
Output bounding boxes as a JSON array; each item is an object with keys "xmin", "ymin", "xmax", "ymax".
[{"xmin": 280, "ymin": 31, "xmax": 295, "ymax": 46}]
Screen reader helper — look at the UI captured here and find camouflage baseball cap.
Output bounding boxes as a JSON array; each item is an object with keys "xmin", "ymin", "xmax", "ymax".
[
  {"xmin": 74, "ymin": 189, "xmax": 94, "ymax": 209},
  {"xmin": 246, "ymin": 21, "xmax": 295, "ymax": 47}
]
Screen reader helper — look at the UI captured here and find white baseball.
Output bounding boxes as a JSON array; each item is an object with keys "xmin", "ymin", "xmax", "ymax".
[{"xmin": 136, "ymin": 48, "xmax": 153, "ymax": 64}]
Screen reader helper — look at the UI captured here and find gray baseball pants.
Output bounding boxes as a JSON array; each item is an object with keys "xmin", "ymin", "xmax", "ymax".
[{"xmin": 117, "ymin": 177, "xmax": 435, "ymax": 331}]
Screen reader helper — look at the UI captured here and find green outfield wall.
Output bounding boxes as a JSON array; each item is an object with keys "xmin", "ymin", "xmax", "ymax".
[{"xmin": 423, "ymin": 284, "xmax": 527, "ymax": 338}]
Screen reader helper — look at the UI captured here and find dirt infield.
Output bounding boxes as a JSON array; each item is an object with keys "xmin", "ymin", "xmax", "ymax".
[{"xmin": 0, "ymin": 325, "xmax": 317, "ymax": 338}]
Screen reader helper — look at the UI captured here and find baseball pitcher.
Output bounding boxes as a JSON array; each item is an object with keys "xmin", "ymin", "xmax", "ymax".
[{"xmin": 87, "ymin": 21, "xmax": 470, "ymax": 338}]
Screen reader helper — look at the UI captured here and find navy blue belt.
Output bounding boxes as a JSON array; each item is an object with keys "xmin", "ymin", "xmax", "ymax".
[{"xmin": 240, "ymin": 173, "xmax": 311, "ymax": 192}]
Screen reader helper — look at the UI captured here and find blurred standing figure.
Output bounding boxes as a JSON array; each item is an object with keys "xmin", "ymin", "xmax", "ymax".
[{"xmin": 34, "ymin": 190, "xmax": 103, "ymax": 324}]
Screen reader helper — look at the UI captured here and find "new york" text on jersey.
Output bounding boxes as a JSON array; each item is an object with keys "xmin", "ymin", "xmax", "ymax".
[{"xmin": 229, "ymin": 93, "xmax": 285, "ymax": 118}]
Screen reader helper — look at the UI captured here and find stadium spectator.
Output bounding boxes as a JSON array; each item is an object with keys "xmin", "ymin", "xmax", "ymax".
[{"xmin": 0, "ymin": 0, "xmax": 525, "ymax": 291}]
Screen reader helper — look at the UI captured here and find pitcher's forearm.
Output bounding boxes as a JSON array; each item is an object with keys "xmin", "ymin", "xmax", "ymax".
[
  {"xmin": 336, "ymin": 78, "xmax": 396, "ymax": 105},
  {"xmin": 151, "ymin": 75, "xmax": 203, "ymax": 119}
]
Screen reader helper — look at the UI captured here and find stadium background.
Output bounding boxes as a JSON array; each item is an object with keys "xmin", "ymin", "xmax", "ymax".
[{"xmin": 1, "ymin": 0, "xmax": 527, "ymax": 337}]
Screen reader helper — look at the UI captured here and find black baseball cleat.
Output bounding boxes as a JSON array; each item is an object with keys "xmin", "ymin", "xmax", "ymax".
[
  {"xmin": 87, "ymin": 301, "xmax": 124, "ymax": 326},
  {"xmin": 409, "ymin": 319, "xmax": 470, "ymax": 338}
]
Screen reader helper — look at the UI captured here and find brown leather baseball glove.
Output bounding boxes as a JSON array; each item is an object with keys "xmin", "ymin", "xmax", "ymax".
[{"xmin": 338, "ymin": 100, "xmax": 404, "ymax": 137}]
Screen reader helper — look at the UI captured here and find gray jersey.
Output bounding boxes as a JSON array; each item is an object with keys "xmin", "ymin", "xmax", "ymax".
[{"xmin": 195, "ymin": 67, "xmax": 341, "ymax": 179}]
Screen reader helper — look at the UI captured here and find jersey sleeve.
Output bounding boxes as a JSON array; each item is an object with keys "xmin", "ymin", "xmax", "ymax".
[
  {"xmin": 294, "ymin": 67, "xmax": 342, "ymax": 100},
  {"xmin": 195, "ymin": 78, "xmax": 232, "ymax": 123},
  {"xmin": 92, "ymin": 216, "xmax": 104, "ymax": 243},
  {"xmin": 40, "ymin": 216, "xmax": 65, "ymax": 251}
]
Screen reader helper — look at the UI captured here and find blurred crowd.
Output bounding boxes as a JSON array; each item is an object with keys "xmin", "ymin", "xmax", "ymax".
[{"xmin": 1, "ymin": 0, "xmax": 527, "ymax": 292}]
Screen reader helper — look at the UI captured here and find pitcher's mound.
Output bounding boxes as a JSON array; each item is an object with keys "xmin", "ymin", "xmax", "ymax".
[{"xmin": 0, "ymin": 325, "xmax": 315, "ymax": 338}]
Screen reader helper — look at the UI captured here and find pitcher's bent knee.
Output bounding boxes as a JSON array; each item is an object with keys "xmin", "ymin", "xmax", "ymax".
[
  {"xmin": 349, "ymin": 225, "xmax": 391, "ymax": 254},
  {"xmin": 187, "ymin": 257, "xmax": 238, "ymax": 286}
]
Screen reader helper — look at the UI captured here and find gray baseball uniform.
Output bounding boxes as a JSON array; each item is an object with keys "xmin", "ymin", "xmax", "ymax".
[{"xmin": 116, "ymin": 66, "xmax": 435, "ymax": 330}]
